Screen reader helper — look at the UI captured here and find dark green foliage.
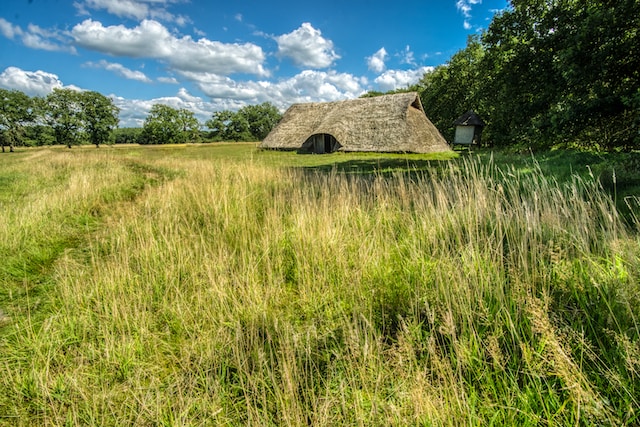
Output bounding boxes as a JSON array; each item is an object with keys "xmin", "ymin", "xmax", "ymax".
[
  {"xmin": 23, "ymin": 125, "xmax": 56, "ymax": 146},
  {"xmin": 206, "ymin": 102, "xmax": 282, "ymax": 141},
  {"xmin": 79, "ymin": 91, "xmax": 119, "ymax": 147},
  {"xmin": 241, "ymin": 103, "xmax": 283, "ymax": 141},
  {"xmin": 44, "ymin": 89, "xmax": 84, "ymax": 148},
  {"xmin": 0, "ymin": 88, "xmax": 35, "ymax": 152},
  {"xmin": 419, "ymin": 36, "xmax": 485, "ymax": 143},
  {"xmin": 419, "ymin": 0, "xmax": 640, "ymax": 151},
  {"xmin": 1, "ymin": 89, "xmax": 119, "ymax": 149},
  {"xmin": 139, "ymin": 104, "xmax": 201, "ymax": 144},
  {"xmin": 113, "ymin": 127, "xmax": 143, "ymax": 144}
]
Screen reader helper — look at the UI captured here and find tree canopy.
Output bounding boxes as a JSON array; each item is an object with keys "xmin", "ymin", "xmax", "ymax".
[
  {"xmin": 42, "ymin": 89, "xmax": 119, "ymax": 148},
  {"xmin": 0, "ymin": 88, "xmax": 34, "ymax": 152},
  {"xmin": 139, "ymin": 104, "xmax": 200, "ymax": 145},
  {"xmin": 80, "ymin": 91, "xmax": 120, "ymax": 148},
  {"xmin": 45, "ymin": 89, "xmax": 84, "ymax": 149},
  {"xmin": 419, "ymin": 0, "xmax": 640, "ymax": 151},
  {"xmin": 206, "ymin": 103, "xmax": 282, "ymax": 142}
]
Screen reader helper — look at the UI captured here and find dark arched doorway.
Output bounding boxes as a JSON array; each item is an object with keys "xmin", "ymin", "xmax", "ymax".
[{"xmin": 301, "ymin": 133, "xmax": 341, "ymax": 154}]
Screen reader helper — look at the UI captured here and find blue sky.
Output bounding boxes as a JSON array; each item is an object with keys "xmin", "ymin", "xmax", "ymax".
[{"xmin": 0, "ymin": 0, "xmax": 507, "ymax": 126}]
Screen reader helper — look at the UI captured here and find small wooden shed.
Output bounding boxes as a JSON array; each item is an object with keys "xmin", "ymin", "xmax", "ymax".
[{"xmin": 453, "ymin": 110, "xmax": 485, "ymax": 146}]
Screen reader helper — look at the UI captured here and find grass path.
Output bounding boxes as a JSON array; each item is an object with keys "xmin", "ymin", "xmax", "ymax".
[{"xmin": 0, "ymin": 148, "xmax": 176, "ymax": 334}]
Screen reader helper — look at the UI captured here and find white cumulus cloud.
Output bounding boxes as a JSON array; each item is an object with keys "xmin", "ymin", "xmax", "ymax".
[
  {"xmin": 72, "ymin": 19, "xmax": 170, "ymax": 57},
  {"xmin": 275, "ymin": 23, "xmax": 340, "ymax": 69},
  {"xmin": 374, "ymin": 67, "xmax": 433, "ymax": 92},
  {"xmin": 71, "ymin": 19, "xmax": 268, "ymax": 77},
  {"xmin": 84, "ymin": 60, "xmax": 152, "ymax": 83},
  {"xmin": 367, "ymin": 47, "xmax": 388, "ymax": 73},
  {"xmin": 456, "ymin": 0, "xmax": 482, "ymax": 18},
  {"xmin": 179, "ymin": 69, "xmax": 365, "ymax": 110},
  {"xmin": 0, "ymin": 18, "xmax": 76, "ymax": 53},
  {"xmin": 76, "ymin": 0, "xmax": 147, "ymax": 20},
  {"xmin": 75, "ymin": 0, "xmax": 189, "ymax": 25},
  {"xmin": 0, "ymin": 66, "xmax": 67, "ymax": 96},
  {"xmin": 111, "ymin": 90, "xmax": 216, "ymax": 127},
  {"xmin": 158, "ymin": 76, "xmax": 179, "ymax": 84},
  {"xmin": 400, "ymin": 45, "xmax": 416, "ymax": 65},
  {"xmin": 0, "ymin": 18, "xmax": 22, "ymax": 39},
  {"xmin": 176, "ymin": 87, "xmax": 202, "ymax": 103}
]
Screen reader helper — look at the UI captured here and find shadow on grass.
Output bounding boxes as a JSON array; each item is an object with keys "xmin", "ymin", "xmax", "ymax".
[
  {"xmin": 297, "ymin": 157, "xmax": 453, "ymax": 178},
  {"xmin": 295, "ymin": 148, "xmax": 640, "ymax": 228}
]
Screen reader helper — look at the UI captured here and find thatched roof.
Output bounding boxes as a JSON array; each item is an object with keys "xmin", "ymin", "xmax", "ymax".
[
  {"xmin": 260, "ymin": 92, "xmax": 450, "ymax": 153},
  {"xmin": 454, "ymin": 110, "xmax": 485, "ymax": 127}
]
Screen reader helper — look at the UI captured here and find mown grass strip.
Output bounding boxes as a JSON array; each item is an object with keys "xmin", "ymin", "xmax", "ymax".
[{"xmin": 0, "ymin": 150, "xmax": 177, "ymax": 332}]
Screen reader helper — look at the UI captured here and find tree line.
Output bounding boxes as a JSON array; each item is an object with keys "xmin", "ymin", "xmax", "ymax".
[
  {"xmin": 1, "ymin": 88, "xmax": 119, "ymax": 151},
  {"xmin": 0, "ymin": 87, "xmax": 282, "ymax": 150},
  {"xmin": 415, "ymin": 0, "xmax": 639, "ymax": 151},
  {"xmin": 136, "ymin": 102, "xmax": 281, "ymax": 145}
]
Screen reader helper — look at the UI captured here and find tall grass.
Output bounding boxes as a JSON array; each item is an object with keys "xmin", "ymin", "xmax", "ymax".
[{"xmin": 1, "ymin": 147, "xmax": 638, "ymax": 425}]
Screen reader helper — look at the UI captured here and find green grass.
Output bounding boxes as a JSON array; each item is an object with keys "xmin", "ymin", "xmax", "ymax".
[{"xmin": 0, "ymin": 144, "xmax": 639, "ymax": 425}]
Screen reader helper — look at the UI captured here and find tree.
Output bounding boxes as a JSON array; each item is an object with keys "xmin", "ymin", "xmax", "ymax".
[
  {"xmin": 140, "ymin": 104, "xmax": 200, "ymax": 144},
  {"xmin": 226, "ymin": 113, "xmax": 251, "ymax": 142},
  {"xmin": 240, "ymin": 103, "xmax": 282, "ymax": 140},
  {"xmin": 549, "ymin": 0, "xmax": 640, "ymax": 149},
  {"xmin": 417, "ymin": 0, "xmax": 640, "ymax": 150},
  {"xmin": 24, "ymin": 124, "xmax": 55, "ymax": 146},
  {"xmin": 176, "ymin": 108, "xmax": 201, "ymax": 143},
  {"xmin": 206, "ymin": 110, "xmax": 236, "ymax": 141},
  {"xmin": 479, "ymin": 0, "xmax": 569, "ymax": 147},
  {"xmin": 113, "ymin": 127, "xmax": 143, "ymax": 144},
  {"xmin": 0, "ymin": 89, "xmax": 34, "ymax": 152},
  {"xmin": 205, "ymin": 102, "xmax": 282, "ymax": 142},
  {"xmin": 419, "ymin": 36, "xmax": 486, "ymax": 143},
  {"xmin": 80, "ymin": 91, "xmax": 119, "ymax": 148},
  {"xmin": 45, "ymin": 88, "xmax": 83, "ymax": 148},
  {"xmin": 479, "ymin": 0, "xmax": 640, "ymax": 149}
]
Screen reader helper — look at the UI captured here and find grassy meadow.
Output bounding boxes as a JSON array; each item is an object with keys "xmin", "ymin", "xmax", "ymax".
[{"xmin": 1, "ymin": 143, "xmax": 639, "ymax": 425}]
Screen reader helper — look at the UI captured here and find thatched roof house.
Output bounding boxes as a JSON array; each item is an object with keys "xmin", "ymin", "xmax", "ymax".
[{"xmin": 260, "ymin": 92, "xmax": 450, "ymax": 154}]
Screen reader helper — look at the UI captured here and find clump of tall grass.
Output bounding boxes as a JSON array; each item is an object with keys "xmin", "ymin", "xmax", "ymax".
[{"xmin": 0, "ymin": 149, "xmax": 638, "ymax": 425}]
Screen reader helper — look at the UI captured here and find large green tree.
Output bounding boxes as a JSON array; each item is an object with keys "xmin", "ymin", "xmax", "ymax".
[
  {"xmin": 418, "ymin": 0, "xmax": 640, "ymax": 150},
  {"xmin": 550, "ymin": 0, "xmax": 640, "ymax": 149},
  {"xmin": 0, "ymin": 89, "xmax": 35, "ymax": 152},
  {"xmin": 45, "ymin": 88, "xmax": 84, "ymax": 149},
  {"xmin": 240, "ymin": 103, "xmax": 282, "ymax": 140},
  {"xmin": 206, "ymin": 110, "xmax": 237, "ymax": 141},
  {"xmin": 206, "ymin": 102, "xmax": 282, "ymax": 142},
  {"xmin": 487, "ymin": 0, "xmax": 639, "ymax": 149},
  {"xmin": 80, "ymin": 91, "xmax": 119, "ymax": 148},
  {"xmin": 140, "ymin": 104, "xmax": 200, "ymax": 144},
  {"xmin": 113, "ymin": 127, "xmax": 143, "ymax": 145},
  {"xmin": 176, "ymin": 108, "xmax": 201, "ymax": 143},
  {"xmin": 1, "ymin": 88, "xmax": 120, "ymax": 149}
]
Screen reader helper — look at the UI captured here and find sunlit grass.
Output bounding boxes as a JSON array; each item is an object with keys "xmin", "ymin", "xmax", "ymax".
[{"xmin": 0, "ymin": 145, "xmax": 638, "ymax": 425}]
